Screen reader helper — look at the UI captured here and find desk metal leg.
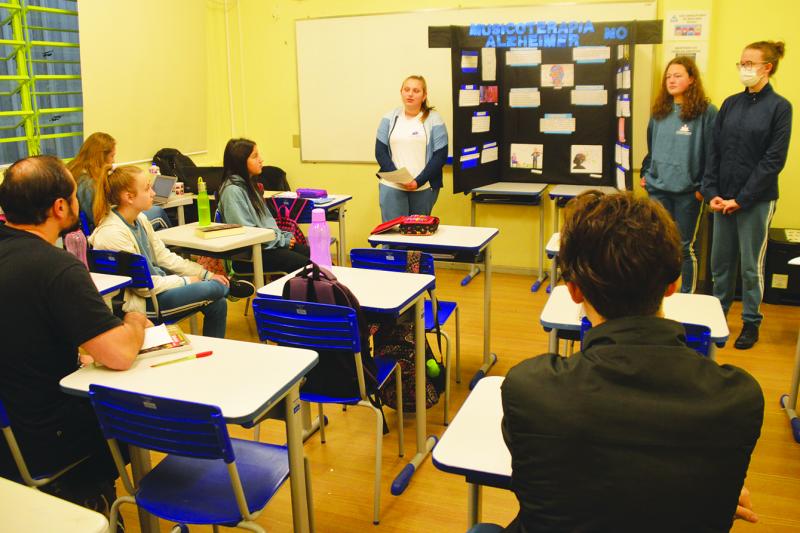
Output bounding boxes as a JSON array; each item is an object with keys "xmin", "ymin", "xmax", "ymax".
[
  {"xmin": 129, "ymin": 446, "xmax": 159, "ymax": 533},
  {"xmin": 548, "ymin": 328, "xmax": 559, "ymax": 354},
  {"xmin": 338, "ymin": 207, "xmax": 347, "ymax": 266},
  {"xmin": 708, "ymin": 344, "xmax": 717, "ymax": 361},
  {"xmin": 463, "ymin": 196, "xmax": 481, "ymax": 286},
  {"xmin": 392, "ymin": 297, "xmax": 436, "ymax": 495},
  {"xmin": 531, "ymin": 201, "xmax": 548, "ymax": 292},
  {"xmin": 285, "ymin": 384, "xmax": 312, "ymax": 533},
  {"xmin": 467, "ymin": 482, "xmax": 482, "ymax": 528},
  {"xmin": 780, "ymin": 327, "xmax": 800, "ymax": 443},
  {"xmin": 547, "ymin": 252, "xmax": 559, "ymax": 294},
  {"xmin": 470, "ymin": 244, "xmax": 497, "ymax": 389},
  {"xmin": 252, "ymin": 243, "xmax": 265, "ymax": 289},
  {"xmin": 176, "ymin": 205, "xmax": 185, "ymax": 226},
  {"xmin": 300, "ymin": 401, "xmax": 328, "ymax": 442}
]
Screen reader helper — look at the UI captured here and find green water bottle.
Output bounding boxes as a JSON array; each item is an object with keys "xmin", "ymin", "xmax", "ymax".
[{"xmin": 196, "ymin": 177, "xmax": 211, "ymax": 226}]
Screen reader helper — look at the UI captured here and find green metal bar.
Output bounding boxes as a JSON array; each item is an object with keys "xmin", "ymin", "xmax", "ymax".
[
  {"xmin": 24, "ymin": 6, "xmax": 77, "ymax": 16},
  {"xmin": 0, "ymin": 75, "xmax": 28, "ymax": 81},
  {"xmin": 0, "ymin": 39, "xmax": 25, "ymax": 46},
  {"xmin": 40, "ymin": 121, "xmax": 81, "ymax": 130},
  {"xmin": 0, "ymin": 135, "xmax": 31, "ymax": 143},
  {"xmin": 32, "ymin": 90, "xmax": 81, "ymax": 96},
  {"xmin": 0, "ymin": 110, "xmax": 33, "ymax": 117},
  {"xmin": 37, "ymin": 106, "xmax": 81, "ymax": 115},
  {"xmin": 38, "ymin": 131, "xmax": 82, "ymax": 141},
  {"xmin": 15, "ymin": 0, "xmax": 37, "ymax": 155},
  {"xmin": 30, "ymin": 41, "xmax": 79, "ymax": 48},
  {"xmin": 33, "ymin": 74, "xmax": 80, "ymax": 80},
  {"xmin": 32, "ymin": 59, "xmax": 80, "ymax": 64},
  {"xmin": 0, "ymin": 3, "xmax": 21, "ymax": 11}
]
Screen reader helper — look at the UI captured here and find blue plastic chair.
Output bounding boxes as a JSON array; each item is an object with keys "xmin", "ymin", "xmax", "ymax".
[
  {"xmin": 0, "ymin": 398, "xmax": 88, "ymax": 489},
  {"xmin": 88, "ymin": 249, "xmax": 206, "ymax": 330},
  {"xmin": 251, "ymin": 297, "xmax": 403, "ymax": 525},
  {"xmin": 88, "ymin": 384, "xmax": 289, "ymax": 533},
  {"xmin": 349, "ymin": 247, "xmax": 461, "ymax": 425},
  {"xmin": 579, "ymin": 318, "xmax": 712, "ymax": 357}
]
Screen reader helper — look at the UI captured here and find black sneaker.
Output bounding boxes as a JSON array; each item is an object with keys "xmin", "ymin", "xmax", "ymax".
[
  {"xmin": 734, "ymin": 323, "xmax": 759, "ymax": 350},
  {"xmin": 228, "ymin": 279, "xmax": 255, "ymax": 301}
]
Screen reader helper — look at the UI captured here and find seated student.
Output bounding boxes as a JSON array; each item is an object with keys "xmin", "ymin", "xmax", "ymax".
[
  {"xmin": 68, "ymin": 132, "xmax": 170, "ymax": 231},
  {"xmin": 217, "ymin": 138, "xmax": 310, "ymax": 273},
  {"xmin": 89, "ymin": 165, "xmax": 254, "ymax": 338},
  {"xmin": 0, "ymin": 155, "xmax": 149, "ymax": 518},
  {"xmin": 499, "ymin": 192, "xmax": 763, "ymax": 532}
]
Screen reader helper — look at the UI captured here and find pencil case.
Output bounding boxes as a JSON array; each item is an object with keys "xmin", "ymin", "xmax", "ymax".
[{"xmin": 296, "ymin": 188, "xmax": 328, "ymax": 199}]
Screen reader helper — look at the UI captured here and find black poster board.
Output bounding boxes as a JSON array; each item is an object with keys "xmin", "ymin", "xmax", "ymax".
[{"xmin": 430, "ymin": 20, "xmax": 661, "ymax": 193}]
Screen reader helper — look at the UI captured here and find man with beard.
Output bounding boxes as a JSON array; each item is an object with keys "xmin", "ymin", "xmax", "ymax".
[{"xmin": 0, "ymin": 155, "xmax": 148, "ymax": 517}]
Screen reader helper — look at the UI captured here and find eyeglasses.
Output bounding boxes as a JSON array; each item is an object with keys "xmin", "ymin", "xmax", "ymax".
[{"xmin": 735, "ymin": 61, "xmax": 765, "ymax": 69}]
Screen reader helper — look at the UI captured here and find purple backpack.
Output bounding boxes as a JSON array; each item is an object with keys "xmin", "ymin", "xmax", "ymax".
[{"xmin": 282, "ymin": 263, "xmax": 378, "ymax": 398}]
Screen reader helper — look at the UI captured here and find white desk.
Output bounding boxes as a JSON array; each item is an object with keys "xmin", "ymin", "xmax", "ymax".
[
  {"xmin": 267, "ymin": 192, "xmax": 353, "ymax": 265},
  {"xmin": 432, "ymin": 376, "xmax": 510, "ymax": 528},
  {"xmin": 60, "ymin": 335, "xmax": 318, "ymax": 533},
  {"xmin": 0, "ymin": 476, "xmax": 109, "ymax": 533},
  {"xmin": 90, "ymin": 272, "xmax": 131, "ymax": 296},
  {"xmin": 540, "ymin": 285, "xmax": 730, "ymax": 358},
  {"xmin": 780, "ymin": 256, "xmax": 800, "ymax": 443},
  {"xmin": 469, "ymin": 182, "xmax": 548, "ymax": 292},
  {"xmin": 155, "ymin": 222, "xmax": 276, "ymax": 289},
  {"xmin": 258, "ymin": 266, "xmax": 437, "ymax": 496},
  {"xmin": 369, "ymin": 225, "xmax": 500, "ymax": 389},
  {"xmin": 160, "ymin": 193, "xmax": 195, "ymax": 225},
  {"xmin": 545, "ymin": 232, "xmax": 561, "ymax": 294}
]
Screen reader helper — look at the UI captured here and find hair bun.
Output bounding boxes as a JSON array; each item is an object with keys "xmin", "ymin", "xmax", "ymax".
[{"xmin": 773, "ymin": 40, "xmax": 786, "ymax": 58}]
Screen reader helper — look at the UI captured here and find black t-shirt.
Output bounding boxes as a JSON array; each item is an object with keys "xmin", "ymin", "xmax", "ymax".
[{"xmin": 0, "ymin": 224, "xmax": 121, "ymax": 474}]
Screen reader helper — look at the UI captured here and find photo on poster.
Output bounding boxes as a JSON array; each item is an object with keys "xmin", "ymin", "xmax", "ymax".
[
  {"xmin": 541, "ymin": 64, "xmax": 574, "ymax": 89},
  {"xmin": 570, "ymin": 145, "xmax": 602, "ymax": 174},
  {"xmin": 480, "ymin": 85, "xmax": 498, "ymax": 104},
  {"xmin": 618, "ymin": 117, "xmax": 626, "ymax": 143},
  {"xmin": 510, "ymin": 143, "xmax": 544, "ymax": 170}
]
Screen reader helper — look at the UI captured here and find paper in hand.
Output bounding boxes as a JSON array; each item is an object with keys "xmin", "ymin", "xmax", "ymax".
[{"xmin": 377, "ymin": 168, "xmax": 414, "ymax": 184}]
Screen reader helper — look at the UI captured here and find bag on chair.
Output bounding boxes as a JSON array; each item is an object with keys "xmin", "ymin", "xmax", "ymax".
[
  {"xmin": 282, "ymin": 263, "xmax": 379, "ymax": 399},
  {"xmin": 268, "ymin": 197, "xmax": 309, "ymax": 247}
]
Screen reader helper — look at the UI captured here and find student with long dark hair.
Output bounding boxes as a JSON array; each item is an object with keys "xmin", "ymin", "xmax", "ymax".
[
  {"xmin": 702, "ymin": 40, "xmax": 792, "ymax": 349},
  {"xmin": 217, "ymin": 138, "xmax": 310, "ymax": 273},
  {"xmin": 641, "ymin": 56, "xmax": 717, "ymax": 293}
]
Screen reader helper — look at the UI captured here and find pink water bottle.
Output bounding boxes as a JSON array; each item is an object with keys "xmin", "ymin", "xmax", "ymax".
[
  {"xmin": 64, "ymin": 230, "xmax": 88, "ymax": 268},
  {"xmin": 308, "ymin": 207, "xmax": 332, "ymax": 268}
]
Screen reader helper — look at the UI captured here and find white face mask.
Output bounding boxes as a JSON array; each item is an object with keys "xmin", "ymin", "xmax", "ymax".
[{"xmin": 739, "ymin": 67, "xmax": 762, "ymax": 87}]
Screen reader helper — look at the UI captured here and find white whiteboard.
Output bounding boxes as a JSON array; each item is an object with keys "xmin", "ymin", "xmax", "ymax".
[
  {"xmin": 79, "ymin": 0, "xmax": 207, "ymax": 163},
  {"xmin": 296, "ymin": 2, "xmax": 656, "ymax": 167}
]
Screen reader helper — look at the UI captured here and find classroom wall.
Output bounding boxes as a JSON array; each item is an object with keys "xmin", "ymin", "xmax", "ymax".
[{"xmin": 72, "ymin": 0, "xmax": 798, "ymax": 269}]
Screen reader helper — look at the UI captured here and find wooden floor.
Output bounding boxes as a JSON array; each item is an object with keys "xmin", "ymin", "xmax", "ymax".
[{"xmin": 122, "ymin": 269, "xmax": 800, "ymax": 532}]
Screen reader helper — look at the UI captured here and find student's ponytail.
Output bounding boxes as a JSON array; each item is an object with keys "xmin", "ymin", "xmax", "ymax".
[{"xmin": 94, "ymin": 165, "xmax": 142, "ymax": 224}]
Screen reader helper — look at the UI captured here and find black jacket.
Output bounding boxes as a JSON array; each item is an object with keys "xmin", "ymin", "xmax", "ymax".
[
  {"xmin": 501, "ymin": 316, "xmax": 764, "ymax": 533},
  {"xmin": 702, "ymin": 83, "xmax": 792, "ymax": 209}
]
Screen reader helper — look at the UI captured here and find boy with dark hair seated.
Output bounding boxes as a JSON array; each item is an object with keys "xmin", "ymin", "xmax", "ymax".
[{"xmin": 498, "ymin": 192, "xmax": 763, "ymax": 532}]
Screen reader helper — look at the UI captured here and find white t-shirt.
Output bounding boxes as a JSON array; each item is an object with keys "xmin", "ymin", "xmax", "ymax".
[{"xmin": 382, "ymin": 112, "xmax": 430, "ymax": 191}]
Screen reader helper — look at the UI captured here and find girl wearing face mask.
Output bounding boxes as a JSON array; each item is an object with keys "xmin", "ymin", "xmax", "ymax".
[
  {"xmin": 375, "ymin": 75, "xmax": 448, "ymax": 222},
  {"xmin": 701, "ymin": 40, "xmax": 792, "ymax": 350},
  {"xmin": 641, "ymin": 57, "xmax": 717, "ymax": 293}
]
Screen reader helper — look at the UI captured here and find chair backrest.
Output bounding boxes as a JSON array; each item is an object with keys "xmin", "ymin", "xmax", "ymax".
[
  {"xmin": 350, "ymin": 248, "xmax": 435, "ymax": 275},
  {"xmin": 579, "ymin": 318, "xmax": 712, "ymax": 357},
  {"xmin": 79, "ymin": 210, "xmax": 92, "ymax": 236},
  {"xmin": 253, "ymin": 298, "xmax": 361, "ymax": 353},
  {"xmin": 88, "ymin": 249, "xmax": 154, "ymax": 290},
  {"xmin": 252, "ymin": 298, "xmax": 372, "ymax": 398},
  {"xmin": 682, "ymin": 322, "xmax": 712, "ymax": 357},
  {"xmin": 89, "ymin": 385, "xmax": 235, "ymax": 462}
]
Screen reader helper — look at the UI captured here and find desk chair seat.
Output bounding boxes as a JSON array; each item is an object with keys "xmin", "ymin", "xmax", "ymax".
[
  {"xmin": 89, "ymin": 385, "xmax": 289, "ymax": 533},
  {"xmin": 136, "ymin": 439, "xmax": 288, "ymax": 526},
  {"xmin": 252, "ymin": 297, "xmax": 403, "ymax": 525},
  {"xmin": 350, "ymin": 247, "xmax": 461, "ymax": 425}
]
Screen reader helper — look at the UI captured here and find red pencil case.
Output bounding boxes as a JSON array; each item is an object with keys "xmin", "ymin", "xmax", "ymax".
[{"xmin": 371, "ymin": 215, "xmax": 439, "ymax": 236}]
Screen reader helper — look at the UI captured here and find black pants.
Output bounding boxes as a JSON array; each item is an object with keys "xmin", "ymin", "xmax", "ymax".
[{"xmin": 234, "ymin": 243, "xmax": 311, "ymax": 275}]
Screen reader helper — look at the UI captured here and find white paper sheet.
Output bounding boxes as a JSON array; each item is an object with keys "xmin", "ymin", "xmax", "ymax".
[
  {"xmin": 377, "ymin": 168, "xmax": 414, "ymax": 184},
  {"xmin": 506, "ymin": 48, "xmax": 542, "ymax": 66},
  {"xmin": 481, "ymin": 142, "xmax": 498, "ymax": 164},
  {"xmin": 142, "ymin": 324, "xmax": 173, "ymax": 351},
  {"xmin": 622, "ymin": 66, "xmax": 631, "ymax": 89},
  {"xmin": 509, "ymin": 87, "xmax": 541, "ymax": 108},
  {"xmin": 461, "ymin": 51, "xmax": 478, "ymax": 71},
  {"xmin": 540, "ymin": 116, "xmax": 576, "ymax": 134},
  {"xmin": 459, "ymin": 87, "xmax": 480, "ymax": 107},
  {"xmin": 471, "ymin": 112, "xmax": 490, "ymax": 133},
  {"xmin": 571, "ymin": 86, "xmax": 607, "ymax": 106},
  {"xmin": 616, "ymin": 167, "xmax": 627, "ymax": 190},
  {"xmin": 572, "ymin": 46, "xmax": 610, "ymax": 63},
  {"xmin": 481, "ymin": 48, "xmax": 496, "ymax": 81}
]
